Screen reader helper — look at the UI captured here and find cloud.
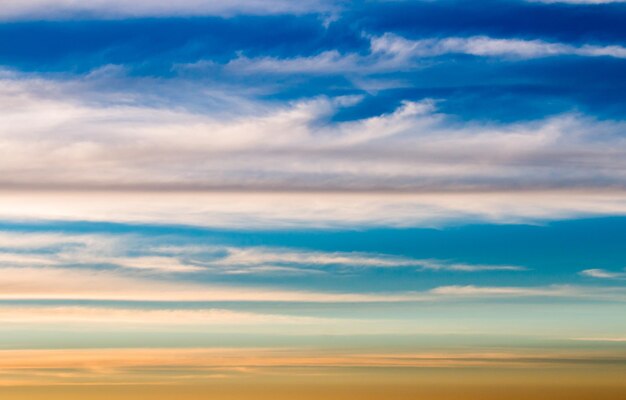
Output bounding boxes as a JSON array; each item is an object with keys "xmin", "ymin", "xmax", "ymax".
[
  {"xmin": 0, "ymin": 231, "xmax": 525, "ymax": 274},
  {"xmin": 224, "ymin": 51, "xmax": 365, "ymax": 75},
  {"xmin": 580, "ymin": 268, "xmax": 626, "ymax": 279},
  {"xmin": 370, "ymin": 34, "xmax": 626, "ymax": 60},
  {"xmin": 0, "ymin": 306, "xmax": 322, "ymax": 325},
  {"xmin": 0, "ymin": 264, "xmax": 621, "ymax": 302},
  {"xmin": 0, "ymin": 231, "xmax": 100, "ymax": 250},
  {"xmin": 219, "ymin": 34, "xmax": 626, "ymax": 78},
  {"xmin": 413, "ymin": 260, "xmax": 526, "ymax": 272},
  {"xmin": 0, "ymin": 265, "xmax": 428, "ymax": 302},
  {"xmin": 0, "ymin": 232, "xmax": 204, "ymax": 273},
  {"xmin": 430, "ymin": 285, "xmax": 564, "ymax": 296},
  {"xmin": 2, "ymin": 72, "xmax": 626, "ymax": 228},
  {"xmin": 0, "ymin": 0, "xmax": 335, "ymax": 20},
  {"xmin": 428, "ymin": 285, "xmax": 626, "ymax": 300},
  {"xmin": 3, "ymin": 191, "xmax": 626, "ymax": 230},
  {"xmin": 2, "ymin": 75, "xmax": 626, "ymax": 185},
  {"xmin": 186, "ymin": 246, "xmax": 526, "ymax": 273}
]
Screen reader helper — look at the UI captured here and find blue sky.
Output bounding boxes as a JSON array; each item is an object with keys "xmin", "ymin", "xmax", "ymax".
[
  {"xmin": 0, "ymin": 0, "xmax": 625, "ymax": 387},
  {"xmin": 3, "ymin": 0, "xmax": 626, "ymax": 122}
]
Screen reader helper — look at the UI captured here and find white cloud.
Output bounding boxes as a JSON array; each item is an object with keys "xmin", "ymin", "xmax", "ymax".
[
  {"xmin": 0, "ymin": 232, "xmax": 203, "ymax": 273},
  {"xmin": 0, "ymin": 231, "xmax": 104, "ymax": 250},
  {"xmin": 0, "ymin": 263, "xmax": 621, "ymax": 302},
  {"xmin": 3, "ymin": 74, "xmax": 626, "ymax": 191},
  {"xmin": 580, "ymin": 268, "xmax": 626, "ymax": 279},
  {"xmin": 198, "ymin": 246, "xmax": 526, "ymax": 272},
  {"xmin": 0, "ymin": 231, "xmax": 525, "ymax": 274},
  {"xmin": 3, "ymin": 191, "xmax": 626, "ymax": 230},
  {"xmin": 430, "ymin": 285, "xmax": 569, "ymax": 296},
  {"xmin": 219, "ymin": 34, "xmax": 626, "ymax": 78},
  {"xmin": 225, "ymin": 51, "xmax": 364, "ymax": 75},
  {"xmin": 2, "ymin": 73, "xmax": 626, "ymax": 228},
  {"xmin": 371, "ymin": 34, "xmax": 626, "ymax": 60},
  {"xmin": 0, "ymin": 265, "xmax": 427, "ymax": 302},
  {"xmin": 0, "ymin": 0, "xmax": 334, "ymax": 20},
  {"xmin": 429, "ymin": 284, "xmax": 626, "ymax": 300},
  {"xmin": 0, "ymin": 306, "xmax": 322, "ymax": 325}
]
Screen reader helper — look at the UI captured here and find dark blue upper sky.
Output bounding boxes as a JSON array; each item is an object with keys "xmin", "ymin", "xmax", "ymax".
[{"xmin": 2, "ymin": 0, "xmax": 626, "ymax": 122}]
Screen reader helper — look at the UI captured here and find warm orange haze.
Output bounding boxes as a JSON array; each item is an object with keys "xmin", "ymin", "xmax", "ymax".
[
  {"xmin": 1, "ymin": 0, "xmax": 626, "ymax": 398},
  {"xmin": 0, "ymin": 347, "xmax": 624, "ymax": 399}
]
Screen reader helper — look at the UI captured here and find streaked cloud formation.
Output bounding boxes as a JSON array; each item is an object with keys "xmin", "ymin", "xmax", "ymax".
[
  {"xmin": 0, "ymin": 0, "xmax": 336, "ymax": 20},
  {"xmin": 581, "ymin": 268, "xmax": 626, "ymax": 279},
  {"xmin": 1, "ymin": 0, "xmax": 625, "ymax": 395}
]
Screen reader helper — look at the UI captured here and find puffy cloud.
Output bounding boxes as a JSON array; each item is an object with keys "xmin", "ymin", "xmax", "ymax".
[{"xmin": 429, "ymin": 285, "xmax": 626, "ymax": 300}]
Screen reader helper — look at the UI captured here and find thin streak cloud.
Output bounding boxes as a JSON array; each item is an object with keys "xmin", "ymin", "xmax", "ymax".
[
  {"xmin": 222, "ymin": 34, "xmax": 626, "ymax": 77},
  {"xmin": 0, "ymin": 231, "xmax": 526, "ymax": 274},
  {"xmin": 0, "ymin": 266, "xmax": 621, "ymax": 302},
  {"xmin": 0, "ymin": 0, "xmax": 336, "ymax": 20},
  {"xmin": 0, "ymin": 306, "xmax": 323, "ymax": 325},
  {"xmin": 580, "ymin": 268, "xmax": 626, "ymax": 279},
  {"xmin": 371, "ymin": 34, "xmax": 626, "ymax": 60}
]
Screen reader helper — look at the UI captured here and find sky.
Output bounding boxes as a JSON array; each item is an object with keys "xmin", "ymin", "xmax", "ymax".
[{"xmin": 0, "ymin": 0, "xmax": 625, "ymax": 398}]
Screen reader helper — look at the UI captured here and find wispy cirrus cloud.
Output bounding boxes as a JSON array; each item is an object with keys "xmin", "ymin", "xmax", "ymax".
[
  {"xmin": 580, "ymin": 268, "xmax": 626, "ymax": 279},
  {"xmin": 0, "ymin": 265, "xmax": 621, "ymax": 302},
  {"xmin": 370, "ymin": 34, "xmax": 626, "ymax": 61},
  {"xmin": 0, "ymin": 0, "xmax": 337, "ymax": 20},
  {"xmin": 0, "ymin": 306, "xmax": 323, "ymax": 326},
  {"xmin": 0, "ymin": 231, "xmax": 526, "ymax": 275},
  {"xmin": 161, "ymin": 245, "xmax": 526, "ymax": 272},
  {"xmin": 429, "ymin": 285, "xmax": 626, "ymax": 301},
  {"xmin": 220, "ymin": 34, "xmax": 626, "ymax": 78}
]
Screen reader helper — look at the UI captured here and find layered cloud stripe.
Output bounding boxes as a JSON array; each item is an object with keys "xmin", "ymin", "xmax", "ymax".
[{"xmin": 0, "ymin": 0, "xmax": 625, "ymax": 398}]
